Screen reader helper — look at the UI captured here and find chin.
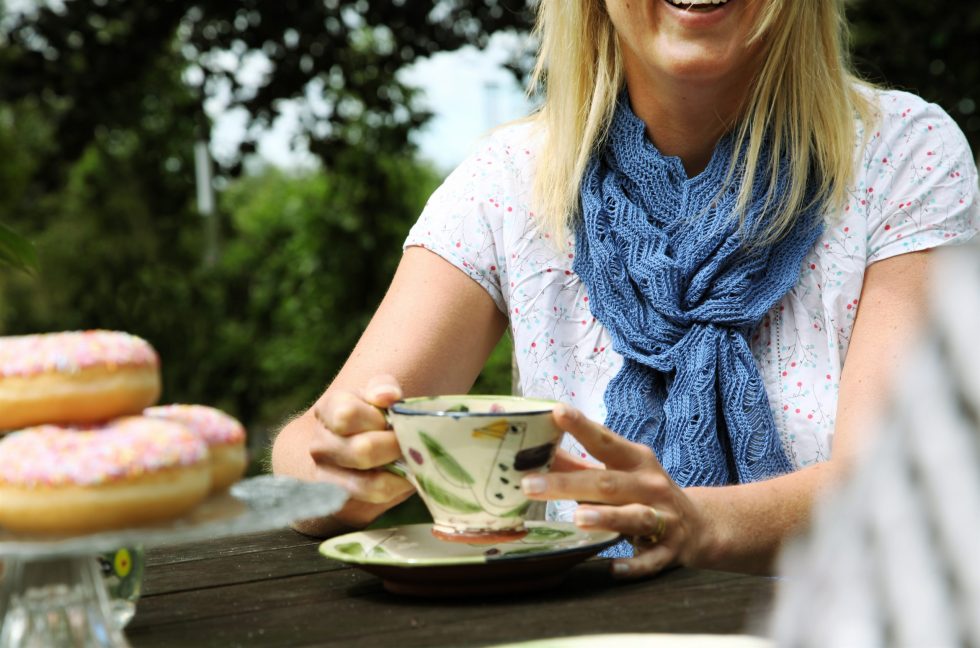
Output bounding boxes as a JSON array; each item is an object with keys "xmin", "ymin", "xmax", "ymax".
[
  {"xmin": 663, "ymin": 60, "xmax": 741, "ymax": 85},
  {"xmin": 645, "ymin": 43, "xmax": 746, "ymax": 86}
]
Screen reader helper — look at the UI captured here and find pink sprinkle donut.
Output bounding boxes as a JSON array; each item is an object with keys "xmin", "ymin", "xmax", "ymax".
[
  {"xmin": 144, "ymin": 404, "xmax": 248, "ymax": 492},
  {"xmin": 0, "ymin": 417, "xmax": 210, "ymax": 535},
  {"xmin": 0, "ymin": 330, "xmax": 161, "ymax": 431}
]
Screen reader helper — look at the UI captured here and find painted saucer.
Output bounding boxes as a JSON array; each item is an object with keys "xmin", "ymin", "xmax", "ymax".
[{"xmin": 319, "ymin": 521, "xmax": 620, "ymax": 597}]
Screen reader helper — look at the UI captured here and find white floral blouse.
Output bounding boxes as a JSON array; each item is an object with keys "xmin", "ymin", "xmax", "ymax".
[{"xmin": 404, "ymin": 88, "xmax": 980, "ymax": 519}]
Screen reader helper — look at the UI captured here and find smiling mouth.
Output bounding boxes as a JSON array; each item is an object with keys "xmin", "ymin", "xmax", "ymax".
[{"xmin": 665, "ymin": 0, "xmax": 731, "ymax": 10}]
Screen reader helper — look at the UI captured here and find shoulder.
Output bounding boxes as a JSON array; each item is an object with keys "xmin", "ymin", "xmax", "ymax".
[
  {"xmin": 850, "ymin": 85, "xmax": 978, "ymax": 193},
  {"xmin": 404, "ymin": 118, "xmax": 555, "ymax": 314},
  {"xmin": 460, "ymin": 119, "xmax": 544, "ymax": 180},
  {"xmin": 417, "ymin": 118, "xmax": 545, "ymax": 226},
  {"xmin": 865, "ymin": 86, "xmax": 949, "ymax": 121},
  {"xmin": 418, "ymin": 119, "xmax": 544, "ymax": 219},
  {"xmin": 855, "ymin": 86, "xmax": 974, "ymax": 162},
  {"xmin": 841, "ymin": 86, "xmax": 979, "ymax": 263}
]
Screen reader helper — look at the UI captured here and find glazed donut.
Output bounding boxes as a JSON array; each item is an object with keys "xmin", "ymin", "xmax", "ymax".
[
  {"xmin": 143, "ymin": 404, "xmax": 248, "ymax": 492},
  {"xmin": 0, "ymin": 330, "xmax": 161, "ymax": 431},
  {"xmin": 0, "ymin": 417, "xmax": 210, "ymax": 535}
]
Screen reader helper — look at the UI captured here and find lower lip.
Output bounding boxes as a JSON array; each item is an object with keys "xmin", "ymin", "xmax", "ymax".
[{"xmin": 661, "ymin": 0, "xmax": 735, "ymax": 27}]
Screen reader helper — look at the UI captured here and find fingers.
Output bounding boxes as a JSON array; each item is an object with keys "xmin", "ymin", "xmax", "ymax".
[
  {"xmin": 541, "ymin": 405, "xmax": 692, "ymax": 580},
  {"xmin": 340, "ymin": 468, "xmax": 416, "ymax": 505},
  {"xmin": 550, "ymin": 448, "xmax": 604, "ymax": 472},
  {"xmin": 553, "ymin": 404, "xmax": 654, "ymax": 471},
  {"xmin": 572, "ymin": 503, "xmax": 669, "ymax": 538},
  {"xmin": 523, "ymin": 466, "xmax": 671, "ymax": 506},
  {"xmin": 315, "ymin": 390, "xmax": 390, "ymax": 438},
  {"xmin": 305, "ymin": 375, "xmax": 411, "ymax": 529},
  {"xmin": 571, "ymin": 503, "xmax": 676, "ymax": 580},
  {"xmin": 315, "ymin": 469, "xmax": 416, "ymax": 530},
  {"xmin": 311, "ymin": 429, "xmax": 403, "ymax": 470},
  {"xmin": 362, "ymin": 374, "xmax": 403, "ymax": 408},
  {"xmin": 310, "ymin": 460, "xmax": 415, "ymax": 505},
  {"xmin": 612, "ymin": 544, "xmax": 674, "ymax": 579}
]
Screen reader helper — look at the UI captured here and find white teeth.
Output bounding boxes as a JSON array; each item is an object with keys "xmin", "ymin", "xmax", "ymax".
[{"xmin": 669, "ymin": 0, "xmax": 729, "ymax": 6}]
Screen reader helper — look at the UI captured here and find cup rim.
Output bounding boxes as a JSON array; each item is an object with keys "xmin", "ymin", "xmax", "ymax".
[{"xmin": 390, "ymin": 395, "xmax": 558, "ymax": 417}]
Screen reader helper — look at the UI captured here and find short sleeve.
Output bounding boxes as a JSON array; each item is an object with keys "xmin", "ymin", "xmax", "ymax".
[
  {"xmin": 862, "ymin": 92, "xmax": 979, "ymax": 264},
  {"xmin": 403, "ymin": 136, "xmax": 511, "ymax": 314}
]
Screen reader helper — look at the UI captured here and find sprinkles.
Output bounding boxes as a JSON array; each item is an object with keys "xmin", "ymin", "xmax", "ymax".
[
  {"xmin": 144, "ymin": 404, "xmax": 246, "ymax": 445},
  {"xmin": 0, "ymin": 330, "xmax": 159, "ymax": 379},
  {"xmin": 0, "ymin": 418, "xmax": 208, "ymax": 487}
]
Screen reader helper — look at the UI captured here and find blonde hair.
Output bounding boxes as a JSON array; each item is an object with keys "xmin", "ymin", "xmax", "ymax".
[{"xmin": 529, "ymin": 0, "xmax": 876, "ymax": 245}]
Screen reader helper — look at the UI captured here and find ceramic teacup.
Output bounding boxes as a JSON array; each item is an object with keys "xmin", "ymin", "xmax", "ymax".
[{"xmin": 388, "ymin": 395, "xmax": 562, "ymax": 543}]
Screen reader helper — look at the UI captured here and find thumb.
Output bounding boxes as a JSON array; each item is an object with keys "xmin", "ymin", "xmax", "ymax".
[{"xmin": 362, "ymin": 374, "xmax": 403, "ymax": 408}]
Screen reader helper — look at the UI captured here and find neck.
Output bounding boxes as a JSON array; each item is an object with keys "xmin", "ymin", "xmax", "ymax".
[{"xmin": 623, "ymin": 62, "xmax": 756, "ymax": 177}]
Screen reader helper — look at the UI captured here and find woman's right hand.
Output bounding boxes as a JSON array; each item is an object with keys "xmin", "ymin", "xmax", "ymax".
[{"xmin": 307, "ymin": 375, "xmax": 416, "ymax": 530}]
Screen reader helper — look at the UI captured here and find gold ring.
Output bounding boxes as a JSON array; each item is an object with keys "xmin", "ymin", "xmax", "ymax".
[{"xmin": 630, "ymin": 506, "xmax": 666, "ymax": 548}]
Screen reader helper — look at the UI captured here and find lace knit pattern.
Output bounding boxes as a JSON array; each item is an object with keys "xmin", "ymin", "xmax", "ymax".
[{"xmin": 575, "ymin": 97, "xmax": 824, "ymax": 488}]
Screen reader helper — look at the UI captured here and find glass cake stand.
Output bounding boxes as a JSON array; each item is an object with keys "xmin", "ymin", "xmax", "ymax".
[{"xmin": 0, "ymin": 476, "xmax": 347, "ymax": 647}]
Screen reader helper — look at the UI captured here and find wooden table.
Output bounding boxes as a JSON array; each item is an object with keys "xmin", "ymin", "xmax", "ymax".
[{"xmin": 127, "ymin": 528, "xmax": 777, "ymax": 647}]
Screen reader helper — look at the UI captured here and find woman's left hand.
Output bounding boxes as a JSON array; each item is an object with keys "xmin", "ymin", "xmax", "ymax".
[{"xmin": 522, "ymin": 404, "xmax": 712, "ymax": 579}]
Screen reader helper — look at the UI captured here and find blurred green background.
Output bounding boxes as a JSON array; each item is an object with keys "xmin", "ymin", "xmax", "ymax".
[{"xmin": 0, "ymin": 1, "xmax": 977, "ymax": 470}]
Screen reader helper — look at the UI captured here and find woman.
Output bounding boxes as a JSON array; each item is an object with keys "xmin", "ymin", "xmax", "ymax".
[{"xmin": 272, "ymin": 0, "xmax": 979, "ymax": 577}]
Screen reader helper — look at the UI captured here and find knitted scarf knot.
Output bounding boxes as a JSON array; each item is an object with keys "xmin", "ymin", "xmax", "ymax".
[{"xmin": 574, "ymin": 96, "xmax": 824, "ymax": 489}]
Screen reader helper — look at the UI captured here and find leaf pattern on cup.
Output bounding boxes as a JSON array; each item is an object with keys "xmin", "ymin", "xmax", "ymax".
[
  {"xmin": 415, "ymin": 474, "xmax": 483, "ymax": 513},
  {"xmin": 419, "ymin": 431, "xmax": 475, "ymax": 486}
]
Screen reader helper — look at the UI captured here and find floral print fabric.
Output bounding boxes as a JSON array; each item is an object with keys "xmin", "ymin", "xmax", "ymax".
[{"xmin": 404, "ymin": 89, "xmax": 979, "ymax": 518}]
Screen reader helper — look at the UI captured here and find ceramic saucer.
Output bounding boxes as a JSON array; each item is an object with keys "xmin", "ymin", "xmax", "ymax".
[{"xmin": 319, "ymin": 521, "xmax": 619, "ymax": 597}]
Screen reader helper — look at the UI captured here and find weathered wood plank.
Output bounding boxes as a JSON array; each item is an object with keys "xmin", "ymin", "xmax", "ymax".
[
  {"xmin": 140, "ymin": 542, "xmax": 344, "ymax": 597},
  {"xmin": 145, "ymin": 528, "xmax": 320, "ymax": 567},
  {"xmin": 128, "ymin": 553, "xmax": 775, "ymax": 648}
]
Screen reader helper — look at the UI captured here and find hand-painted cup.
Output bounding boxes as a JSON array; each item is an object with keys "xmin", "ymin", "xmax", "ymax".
[{"xmin": 388, "ymin": 395, "xmax": 562, "ymax": 543}]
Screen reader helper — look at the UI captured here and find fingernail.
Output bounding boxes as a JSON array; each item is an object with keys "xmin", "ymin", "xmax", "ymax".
[
  {"xmin": 574, "ymin": 509, "xmax": 600, "ymax": 526},
  {"xmin": 554, "ymin": 404, "xmax": 571, "ymax": 419},
  {"xmin": 522, "ymin": 476, "xmax": 547, "ymax": 495},
  {"xmin": 367, "ymin": 388, "xmax": 397, "ymax": 403},
  {"xmin": 612, "ymin": 561, "xmax": 631, "ymax": 576},
  {"xmin": 558, "ymin": 404, "xmax": 581, "ymax": 423}
]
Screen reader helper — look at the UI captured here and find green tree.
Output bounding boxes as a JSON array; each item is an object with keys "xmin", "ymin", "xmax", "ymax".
[
  {"xmin": 212, "ymin": 160, "xmax": 443, "ymax": 432},
  {"xmin": 0, "ymin": 0, "xmax": 532, "ymax": 182},
  {"xmin": 0, "ymin": 223, "xmax": 36, "ymax": 275},
  {"xmin": 0, "ymin": 0, "xmax": 529, "ymax": 452}
]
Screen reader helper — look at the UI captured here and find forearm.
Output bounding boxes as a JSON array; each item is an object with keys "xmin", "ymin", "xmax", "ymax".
[
  {"xmin": 686, "ymin": 460, "xmax": 844, "ymax": 574},
  {"xmin": 271, "ymin": 412, "xmax": 354, "ymax": 537},
  {"xmin": 271, "ymin": 412, "xmax": 319, "ymax": 483}
]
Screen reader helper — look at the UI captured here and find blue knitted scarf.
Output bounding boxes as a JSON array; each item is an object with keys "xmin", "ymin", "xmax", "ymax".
[{"xmin": 575, "ymin": 97, "xmax": 824, "ymax": 499}]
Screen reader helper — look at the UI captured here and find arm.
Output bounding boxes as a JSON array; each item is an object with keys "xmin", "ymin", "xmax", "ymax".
[
  {"xmin": 526, "ymin": 250, "xmax": 933, "ymax": 575},
  {"xmin": 272, "ymin": 246, "xmax": 508, "ymax": 536}
]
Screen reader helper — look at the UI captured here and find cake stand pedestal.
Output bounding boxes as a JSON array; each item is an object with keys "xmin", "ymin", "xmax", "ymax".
[{"xmin": 0, "ymin": 476, "xmax": 347, "ymax": 648}]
